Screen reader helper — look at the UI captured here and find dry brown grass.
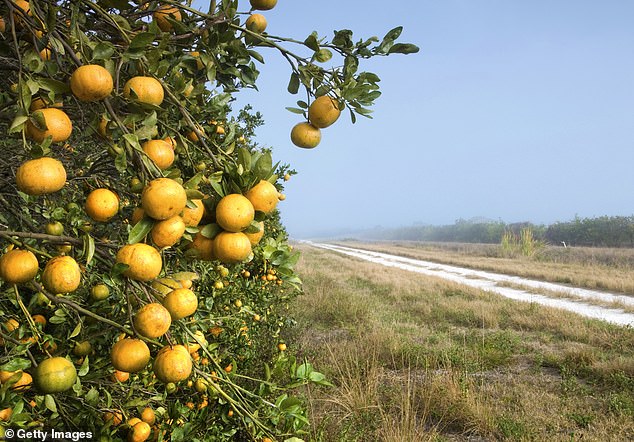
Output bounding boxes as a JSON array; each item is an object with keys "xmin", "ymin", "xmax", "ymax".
[{"xmin": 290, "ymin": 244, "xmax": 634, "ymax": 441}]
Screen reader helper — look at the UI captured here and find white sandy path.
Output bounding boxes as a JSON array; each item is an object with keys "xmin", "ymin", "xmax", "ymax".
[{"xmin": 305, "ymin": 242, "xmax": 634, "ymax": 327}]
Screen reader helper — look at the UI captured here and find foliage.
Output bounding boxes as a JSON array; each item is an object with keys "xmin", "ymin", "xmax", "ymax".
[
  {"xmin": 0, "ymin": 0, "xmax": 416, "ymax": 440},
  {"xmin": 500, "ymin": 227, "xmax": 544, "ymax": 258}
]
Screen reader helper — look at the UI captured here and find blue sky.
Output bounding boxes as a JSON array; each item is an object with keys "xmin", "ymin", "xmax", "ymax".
[{"xmin": 208, "ymin": 1, "xmax": 634, "ymax": 237}]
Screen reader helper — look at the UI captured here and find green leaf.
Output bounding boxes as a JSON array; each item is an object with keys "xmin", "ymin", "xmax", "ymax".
[
  {"xmin": 83, "ymin": 234, "xmax": 95, "ymax": 266},
  {"xmin": 383, "ymin": 26, "xmax": 403, "ymax": 42},
  {"xmin": 129, "ymin": 32, "xmax": 156, "ymax": 49},
  {"xmin": 254, "ymin": 152, "xmax": 273, "ymax": 179},
  {"xmin": 200, "ymin": 223, "xmax": 221, "ymax": 239},
  {"xmin": 247, "ymin": 49, "xmax": 265, "ymax": 64},
  {"xmin": 128, "ymin": 217, "xmax": 153, "ymax": 244},
  {"xmin": 45, "ymin": 395, "xmax": 57, "ymax": 413},
  {"xmin": 0, "ymin": 358, "xmax": 31, "ymax": 372},
  {"xmin": 37, "ymin": 78, "xmax": 70, "ymax": 94},
  {"xmin": 9, "ymin": 115, "xmax": 29, "ymax": 134},
  {"xmin": 238, "ymin": 147, "xmax": 251, "ymax": 171},
  {"xmin": 69, "ymin": 322, "xmax": 81, "ymax": 339},
  {"xmin": 287, "ymin": 72, "xmax": 300, "ymax": 94},
  {"xmin": 78, "ymin": 355, "xmax": 90, "ymax": 376},
  {"xmin": 304, "ymin": 32, "xmax": 320, "ymax": 51},
  {"xmin": 388, "ymin": 43, "xmax": 420, "ymax": 54},
  {"xmin": 92, "ymin": 42, "xmax": 115, "ymax": 61},
  {"xmin": 285, "ymin": 107, "xmax": 305, "ymax": 115}
]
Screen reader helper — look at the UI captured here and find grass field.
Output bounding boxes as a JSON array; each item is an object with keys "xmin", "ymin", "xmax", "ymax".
[{"xmin": 288, "ymin": 243, "xmax": 634, "ymax": 441}]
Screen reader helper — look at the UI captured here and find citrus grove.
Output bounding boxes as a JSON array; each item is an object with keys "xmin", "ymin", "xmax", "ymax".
[{"xmin": 0, "ymin": 0, "xmax": 416, "ymax": 440}]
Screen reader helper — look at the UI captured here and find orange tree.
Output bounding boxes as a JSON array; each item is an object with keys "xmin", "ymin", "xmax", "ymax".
[{"xmin": 0, "ymin": 0, "xmax": 417, "ymax": 440}]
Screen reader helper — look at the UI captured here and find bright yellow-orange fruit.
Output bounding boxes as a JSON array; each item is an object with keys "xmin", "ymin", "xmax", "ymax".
[
  {"xmin": 244, "ymin": 221, "xmax": 264, "ymax": 246},
  {"xmin": 129, "ymin": 421, "xmax": 152, "ymax": 442},
  {"xmin": 250, "ymin": 0, "xmax": 277, "ymax": 10},
  {"xmin": 246, "ymin": 13, "xmax": 267, "ymax": 33},
  {"xmin": 103, "ymin": 409, "xmax": 123, "ymax": 426},
  {"xmin": 188, "ymin": 231, "xmax": 215, "ymax": 261},
  {"xmin": 85, "ymin": 188, "xmax": 119, "ymax": 222},
  {"xmin": 112, "ymin": 369, "xmax": 129, "ymax": 382},
  {"xmin": 213, "ymin": 231, "xmax": 252, "ymax": 264},
  {"xmin": 26, "ymin": 108, "xmax": 73, "ymax": 143},
  {"xmin": 0, "ymin": 370, "xmax": 32, "ymax": 391},
  {"xmin": 116, "ymin": 243, "xmax": 162, "ymax": 281},
  {"xmin": 134, "ymin": 303, "xmax": 172, "ymax": 338},
  {"xmin": 29, "ymin": 97, "xmax": 63, "ymax": 111},
  {"xmin": 140, "ymin": 407, "xmax": 156, "ymax": 425},
  {"xmin": 308, "ymin": 95, "xmax": 341, "ymax": 128},
  {"xmin": 16, "ymin": 157, "xmax": 66, "ymax": 195},
  {"xmin": 151, "ymin": 215, "xmax": 185, "ymax": 248},
  {"xmin": 39, "ymin": 47, "xmax": 52, "ymax": 61},
  {"xmin": 142, "ymin": 139, "xmax": 174, "ymax": 170},
  {"xmin": 70, "ymin": 64, "xmax": 114, "ymax": 102},
  {"xmin": 123, "ymin": 76, "xmax": 164, "ymax": 106},
  {"xmin": 162, "ymin": 288, "xmax": 197, "ymax": 320},
  {"xmin": 0, "ymin": 407, "xmax": 12, "ymax": 421},
  {"xmin": 35, "ymin": 357, "xmax": 76, "ymax": 393},
  {"xmin": 130, "ymin": 207, "xmax": 145, "ymax": 225},
  {"xmin": 141, "ymin": 178, "xmax": 187, "ymax": 220},
  {"xmin": 291, "ymin": 122, "xmax": 321, "ymax": 149},
  {"xmin": 180, "ymin": 199, "xmax": 204, "ymax": 227},
  {"xmin": 154, "ymin": 4, "xmax": 181, "ymax": 32},
  {"xmin": 0, "ymin": 249, "xmax": 39, "ymax": 284},
  {"xmin": 111, "ymin": 338, "xmax": 151, "ymax": 373},
  {"xmin": 216, "ymin": 194, "xmax": 255, "ymax": 232},
  {"xmin": 246, "ymin": 180, "xmax": 279, "ymax": 214},
  {"xmin": 153, "ymin": 345, "xmax": 192, "ymax": 383},
  {"xmin": 41, "ymin": 256, "xmax": 81, "ymax": 294}
]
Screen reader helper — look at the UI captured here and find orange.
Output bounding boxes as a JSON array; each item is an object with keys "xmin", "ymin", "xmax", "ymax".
[
  {"xmin": 0, "ymin": 370, "xmax": 32, "ymax": 391},
  {"xmin": 154, "ymin": 4, "xmax": 181, "ymax": 32},
  {"xmin": 153, "ymin": 345, "xmax": 192, "ymax": 383},
  {"xmin": 141, "ymin": 178, "xmax": 187, "ymax": 220},
  {"xmin": 128, "ymin": 417, "xmax": 142, "ymax": 427},
  {"xmin": 213, "ymin": 231, "xmax": 252, "ymax": 264},
  {"xmin": 130, "ymin": 207, "xmax": 145, "ymax": 225},
  {"xmin": 0, "ymin": 407, "xmax": 12, "ymax": 422},
  {"xmin": 112, "ymin": 370, "xmax": 129, "ymax": 382},
  {"xmin": 32, "ymin": 314, "xmax": 46, "ymax": 327},
  {"xmin": 123, "ymin": 76, "xmax": 164, "ymax": 106},
  {"xmin": 189, "ymin": 51, "xmax": 205, "ymax": 70},
  {"xmin": 180, "ymin": 199, "xmax": 204, "ymax": 227},
  {"xmin": 246, "ymin": 180, "xmax": 279, "ymax": 214},
  {"xmin": 72, "ymin": 341, "xmax": 92, "ymax": 357},
  {"xmin": 70, "ymin": 64, "xmax": 113, "ymax": 102},
  {"xmin": 97, "ymin": 116, "xmax": 110, "ymax": 138},
  {"xmin": 245, "ymin": 13, "xmax": 267, "ymax": 33},
  {"xmin": 39, "ymin": 47, "xmax": 52, "ymax": 61},
  {"xmin": 35, "ymin": 357, "xmax": 77, "ymax": 393},
  {"xmin": 134, "ymin": 303, "xmax": 172, "ymax": 338},
  {"xmin": 188, "ymin": 231, "xmax": 215, "ymax": 261},
  {"xmin": 150, "ymin": 277, "xmax": 183, "ymax": 296},
  {"xmin": 116, "ymin": 243, "xmax": 162, "ymax": 281},
  {"xmin": 290, "ymin": 122, "xmax": 321, "ymax": 148},
  {"xmin": 129, "ymin": 421, "xmax": 151, "ymax": 442},
  {"xmin": 151, "ymin": 215, "xmax": 185, "ymax": 248},
  {"xmin": 85, "ymin": 188, "xmax": 119, "ymax": 222},
  {"xmin": 186, "ymin": 125, "xmax": 204, "ymax": 142},
  {"xmin": 142, "ymin": 139, "xmax": 174, "ymax": 170},
  {"xmin": 111, "ymin": 338, "xmax": 150, "ymax": 373},
  {"xmin": 16, "ymin": 157, "xmax": 66, "ymax": 195},
  {"xmin": 45, "ymin": 221, "xmax": 64, "ymax": 235},
  {"xmin": 30, "ymin": 97, "xmax": 63, "ymax": 111},
  {"xmin": 215, "ymin": 194, "xmax": 255, "ymax": 232},
  {"xmin": 244, "ymin": 221, "xmax": 265, "ymax": 246},
  {"xmin": 41, "ymin": 256, "xmax": 81, "ymax": 294},
  {"xmin": 184, "ymin": 330, "xmax": 207, "ymax": 354},
  {"xmin": 250, "ymin": 0, "xmax": 277, "ymax": 10},
  {"xmin": 103, "ymin": 409, "xmax": 123, "ymax": 426},
  {"xmin": 308, "ymin": 95, "xmax": 341, "ymax": 128},
  {"xmin": 90, "ymin": 283, "xmax": 110, "ymax": 300},
  {"xmin": 0, "ymin": 249, "xmax": 39, "ymax": 284},
  {"xmin": 140, "ymin": 407, "xmax": 156, "ymax": 425},
  {"xmin": 26, "ymin": 108, "xmax": 73, "ymax": 143},
  {"xmin": 162, "ymin": 288, "xmax": 197, "ymax": 320}
]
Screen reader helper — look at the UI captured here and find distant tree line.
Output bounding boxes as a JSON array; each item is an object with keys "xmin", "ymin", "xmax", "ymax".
[{"xmin": 360, "ymin": 216, "xmax": 634, "ymax": 248}]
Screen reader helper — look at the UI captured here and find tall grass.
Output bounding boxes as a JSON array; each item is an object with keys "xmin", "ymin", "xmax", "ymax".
[{"xmin": 500, "ymin": 227, "xmax": 545, "ymax": 258}]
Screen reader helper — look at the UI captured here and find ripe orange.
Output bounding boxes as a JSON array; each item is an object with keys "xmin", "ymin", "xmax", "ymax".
[
  {"xmin": 103, "ymin": 409, "xmax": 123, "ymax": 426},
  {"xmin": 153, "ymin": 345, "xmax": 192, "ymax": 383},
  {"xmin": 150, "ymin": 277, "xmax": 183, "ymax": 297},
  {"xmin": 123, "ymin": 76, "xmax": 164, "ymax": 106},
  {"xmin": 151, "ymin": 215, "xmax": 185, "ymax": 248},
  {"xmin": 180, "ymin": 199, "xmax": 204, "ymax": 227},
  {"xmin": 134, "ymin": 303, "xmax": 172, "ymax": 338},
  {"xmin": 214, "ymin": 231, "xmax": 252, "ymax": 264},
  {"xmin": 0, "ymin": 370, "xmax": 32, "ymax": 391},
  {"xmin": 188, "ymin": 231, "xmax": 215, "ymax": 261},
  {"xmin": 41, "ymin": 256, "xmax": 81, "ymax": 294},
  {"xmin": 215, "ymin": 194, "xmax": 255, "ymax": 232},
  {"xmin": 246, "ymin": 13, "xmax": 267, "ymax": 33},
  {"xmin": 291, "ymin": 122, "xmax": 321, "ymax": 148},
  {"xmin": 186, "ymin": 125, "xmax": 205, "ymax": 142},
  {"xmin": 308, "ymin": 95, "xmax": 341, "ymax": 128},
  {"xmin": 184, "ymin": 330, "xmax": 207, "ymax": 354},
  {"xmin": 30, "ymin": 97, "xmax": 63, "ymax": 111},
  {"xmin": 0, "ymin": 249, "xmax": 39, "ymax": 284},
  {"xmin": 70, "ymin": 64, "xmax": 113, "ymax": 102},
  {"xmin": 246, "ymin": 180, "xmax": 279, "ymax": 214},
  {"xmin": 35, "ymin": 357, "xmax": 77, "ymax": 393},
  {"xmin": 244, "ymin": 221, "xmax": 264, "ymax": 246},
  {"xmin": 26, "ymin": 108, "xmax": 73, "ymax": 143},
  {"xmin": 129, "ymin": 421, "xmax": 152, "ymax": 442},
  {"xmin": 112, "ymin": 369, "xmax": 129, "ymax": 382},
  {"xmin": 97, "ymin": 116, "xmax": 110, "ymax": 138},
  {"xmin": 154, "ymin": 4, "xmax": 182, "ymax": 32},
  {"xmin": 162, "ymin": 288, "xmax": 198, "ymax": 320},
  {"xmin": 0, "ymin": 407, "xmax": 12, "ymax": 422},
  {"xmin": 277, "ymin": 343, "xmax": 287, "ymax": 351},
  {"xmin": 250, "ymin": 0, "xmax": 277, "ymax": 10},
  {"xmin": 142, "ymin": 139, "xmax": 174, "ymax": 170},
  {"xmin": 90, "ymin": 283, "xmax": 110, "ymax": 300},
  {"xmin": 141, "ymin": 178, "xmax": 187, "ymax": 220},
  {"xmin": 39, "ymin": 47, "xmax": 52, "ymax": 61},
  {"xmin": 116, "ymin": 243, "xmax": 162, "ymax": 281},
  {"xmin": 111, "ymin": 338, "xmax": 151, "ymax": 373},
  {"xmin": 85, "ymin": 188, "xmax": 119, "ymax": 222},
  {"xmin": 16, "ymin": 157, "xmax": 66, "ymax": 195},
  {"xmin": 130, "ymin": 207, "xmax": 145, "ymax": 225},
  {"xmin": 140, "ymin": 407, "xmax": 156, "ymax": 425}
]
